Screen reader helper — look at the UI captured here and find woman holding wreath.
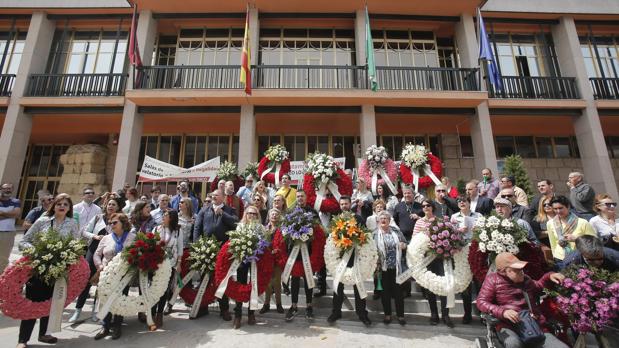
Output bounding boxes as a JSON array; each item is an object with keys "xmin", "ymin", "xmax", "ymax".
[
  {"xmin": 413, "ymin": 199, "xmax": 454, "ymax": 327},
  {"xmin": 260, "ymin": 208, "xmax": 284, "ymax": 314},
  {"xmin": 374, "ymin": 211, "xmax": 407, "ymax": 325},
  {"xmin": 93, "ymin": 213, "xmax": 135, "ymax": 340},
  {"xmin": 17, "ymin": 193, "xmax": 82, "ymax": 347},
  {"xmin": 69, "ymin": 196, "xmax": 124, "ymax": 323}
]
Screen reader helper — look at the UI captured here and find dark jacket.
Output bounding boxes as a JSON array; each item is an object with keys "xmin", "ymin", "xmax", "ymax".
[
  {"xmin": 193, "ymin": 204, "xmax": 238, "ymax": 244},
  {"xmin": 393, "ymin": 201, "xmax": 423, "ymax": 240},
  {"xmin": 434, "ymin": 197, "xmax": 458, "ymax": 218},
  {"xmin": 477, "ymin": 271, "xmax": 554, "ymax": 327},
  {"xmin": 474, "ymin": 196, "xmax": 494, "ymax": 216},
  {"xmin": 570, "ymin": 182, "xmax": 596, "ymax": 215},
  {"xmin": 512, "ymin": 204, "xmax": 534, "ymax": 226},
  {"xmin": 562, "ymin": 247, "xmax": 619, "ymax": 272}
]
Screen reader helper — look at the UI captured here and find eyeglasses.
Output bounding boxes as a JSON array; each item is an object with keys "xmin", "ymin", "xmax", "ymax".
[
  {"xmin": 84, "ymin": 191, "xmax": 95, "ymax": 195},
  {"xmin": 110, "ymin": 221, "xmax": 120, "ymax": 225},
  {"xmin": 501, "ymin": 194, "xmax": 514, "ymax": 198},
  {"xmin": 246, "ymin": 212, "xmax": 259, "ymax": 216},
  {"xmin": 422, "ymin": 204, "xmax": 432, "ymax": 208},
  {"xmin": 543, "ymin": 203, "xmax": 552, "ymax": 208},
  {"xmin": 436, "ymin": 189, "xmax": 446, "ymax": 193},
  {"xmin": 601, "ymin": 202, "xmax": 617, "ymax": 208}
]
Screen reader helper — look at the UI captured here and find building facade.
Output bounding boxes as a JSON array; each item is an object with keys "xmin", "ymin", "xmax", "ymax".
[{"xmin": 0, "ymin": 0, "xmax": 617, "ymax": 214}]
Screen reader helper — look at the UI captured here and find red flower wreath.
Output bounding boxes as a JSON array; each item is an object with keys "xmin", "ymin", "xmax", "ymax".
[
  {"xmin": 304, "ymin": 168, "xmax": 353, "ymax": 214},
  {"xmin": 0, "ymin": 256, "xmax": 89, "ymax": 320},
  {"xmin": 399, "ymin": 153, "xmax": 443, "ymax": 189},
  {"xmin": 468, "ymin": 240, "xmax": 547, "ymax": 284},
  {"xmin": 214, "ymin": 241, "xmax": 274, "ymax": 303},
  {"xmin": 209, "ymin": 175, "xmax": 244, "ymax": 193},
  {"xmin": 257, "ymin": 157, "xmax": 291, "ymax": 185},
  {"xmin": 272, "ymin": 225, "xmax": 326, "ymax": 277},
  {"xmin": 179, "ymin": 249, "xmax": 217, "ymax": 308}
]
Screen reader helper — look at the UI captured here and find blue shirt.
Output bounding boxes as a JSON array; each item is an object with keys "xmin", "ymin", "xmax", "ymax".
[{"xmin": 0, "ymin": 197, "xmax": 21, "ymax": 231}]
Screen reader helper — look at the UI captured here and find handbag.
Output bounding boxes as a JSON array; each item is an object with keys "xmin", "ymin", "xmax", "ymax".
[{"xmin": 514, "ymin": 288, "xmax": 546, "ymax": 346}]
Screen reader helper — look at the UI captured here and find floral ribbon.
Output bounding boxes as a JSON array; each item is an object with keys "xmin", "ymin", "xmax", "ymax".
[
  {"xmin": 215, "ymin": 259, "xmax": 240, "ymax": 299},
  {"xmin": 169, "ymin": 270, "xmax": 197, "ymax": 308},
  {"xmin": 97, "ymin": 269, "xmax": 135, "ymax": 321},
  {"xmin": 314, "ymin": 180, "xmax": 340, "ymax": 212},
  {"xmin": 443, "ymin": 258, "xmax": 456, "ymax": 308},
  {"xmin": 371, "ymin": 168, "xmax": 397, "ymax": 196},
  {"xmin": 189, "ymin": 272, "xmax": 211, "ymax": 318},
  {"xmin": 46, "ymin": 277, "xmax": 68, "ymax": 335},
  {"xmin": 332, "ymin": 249, "xmax": 353, "ymax": 292},
  {"xmin": 353, "ymin": 248, "xmax": 367, "ymax": 299},
  {"xmin": 396, "ymin": 253, "xmax": 435, "ymax": 284},
  {"xmin": 261, "ymin": 161, "xmax": 281, "ymax": 187},
  {"xmin": 412, "ymin": 164, "xmax": 442, "ymax": 192},
  {"xmin": 281, "ymin": 243, "xmax": 315, "ymax": 289},
  {"xmin": 139, "ymin": 271, "xmax": 155, "ymax": 326},
  {"xmin": 249, "ymin": 261, "xmax": 260, "ymax": 310}
]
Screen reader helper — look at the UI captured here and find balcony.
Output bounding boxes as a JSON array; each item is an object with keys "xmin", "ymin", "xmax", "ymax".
[
  {"xmin": 0, "ymin": 74, "xmax": 15, "ymax": 96},
  {"xmin": 27, "ymin": 73, "xmax": 128, "ymax": 97},
  {"xmin": 590, "ymin": 78, "xmax": 619, "ymax": 100},
  {"xmin": 487, "ymin": 76, "xmax": 580, "ymax": 99},
  {"xmin": 376, "ymin": 67, "xmax": 479, "ymax": 91},
  {"xmin": 136, "ymin": 65, "xmax": 480, "ymax": 92}
]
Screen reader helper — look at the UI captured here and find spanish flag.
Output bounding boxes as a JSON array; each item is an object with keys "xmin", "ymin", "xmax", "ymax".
[{"xmin": 240, "ymin": 6, "xmax": 251, "ymax": 95}]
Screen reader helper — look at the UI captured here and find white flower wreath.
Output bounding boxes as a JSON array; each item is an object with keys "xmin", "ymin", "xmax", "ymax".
[
  {"xmin": 97, "ymin": 254, "xmax": 172, "ymax": 317},
  {"xmin": 406, "ymin": 233, "xmax": 472, "ymax": 296},
  {"xmin": 324, "ymin": 235, "xmax": 377, "ymax": 286}
]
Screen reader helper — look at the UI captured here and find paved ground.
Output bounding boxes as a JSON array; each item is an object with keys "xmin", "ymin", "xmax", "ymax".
[{"xmin": 2, "ymin": 232, "xmax": 484, "ymax": 348}]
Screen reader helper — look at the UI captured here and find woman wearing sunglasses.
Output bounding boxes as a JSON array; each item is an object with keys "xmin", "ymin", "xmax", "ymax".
[
  {"xmin": 531, "ymin": 197, "xmax": 556, "ymax": 247},
  {"xmin": 17, "ymin": 193, "xmax": 82, "ymax": 347},
  {"xmin": 93, "ymin": 213, "xmax": 135, "ymax": 340},
  {"xmin": 590, "ymin": 194, "xmax": 619, "ymax": 250}
]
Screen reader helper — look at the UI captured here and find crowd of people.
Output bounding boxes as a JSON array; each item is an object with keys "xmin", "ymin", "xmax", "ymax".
[{"xmin": 0, "ymin": 167, "xmax": 618, "ymax": 348}]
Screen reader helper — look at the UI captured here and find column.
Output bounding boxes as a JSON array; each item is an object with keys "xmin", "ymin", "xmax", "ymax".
[
  {"xmin": 354, "ymin": 9, "xmax": 367, "ymax": 68},
  {"xmin": 360, "ymin": 105, "xmax": 376, "ymax": 153},
  {"xmin": 112, "ymin": 10, "xmax": 157, "ymax": 189},
  {"xmin": 552, "ymin": 16, "xmax": 618, "ymax": 197},
  {"xmin": 455, "ymin": 13, "xmax": 499, "ymax": 176},
  {"xmin": 0, "ymin": 12, "xmax": 56, "ymax": 188},
  {"xmin": 238, "ymin": 105, "xmax": 256, "ymax": 170}
]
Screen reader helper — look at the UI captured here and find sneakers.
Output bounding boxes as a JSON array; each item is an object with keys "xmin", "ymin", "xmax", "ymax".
[
  {"xmin": 285, "ymin": 306, "xmax": 298, "ymax": 321},
  {"xmin": 327, "ymin": 312, "xmax": 341, "ymax": 324},
  {"xmin": 305, "ymin": 306, "xmax": 314, "ymax": 320},
  {"xmin": 68, "ymin": 308, "xmax": 82, "ymax": 323}
]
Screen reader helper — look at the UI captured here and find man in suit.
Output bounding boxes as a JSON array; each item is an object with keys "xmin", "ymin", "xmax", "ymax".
[
  {"xmin": 193, "ymin": 189, "xmax": 239, "ymax": 320},
  {"xmin": 465, "ymin": 181, "xmax": 494, "ymax": 216},
  {"xmin": 224, "ymin": 180, "xmax": 244, "ymax": 219}
]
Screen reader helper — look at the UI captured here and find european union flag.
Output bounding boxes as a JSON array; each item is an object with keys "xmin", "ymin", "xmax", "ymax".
[{"xmin": 478, "ymin": 9, "xmax": 503, "ymax": 92}]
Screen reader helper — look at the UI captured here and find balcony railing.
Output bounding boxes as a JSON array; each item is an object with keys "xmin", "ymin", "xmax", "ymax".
[
  {"xmin": 137, "ymin": 65, "xmax": 242, "ymax": 89},
  {"xmin": 590, "ymin": 77, "xmax": 619, "ymax": 100},
  {"xmin": 376, "ymin": 67, "xmax": 479, "ymax": 91},
  {"xmin": 0, "ymin": 74, "xmax": 15, "ymax": 96},
  {"xmin": 254, "ymin": 65, "xmax": 367, "ymax": 89},
  {"xmin": 27, "ymin": 73, "xmax": 128, "ymax": 97},
  {"xmin": 487, "ymin": 75, "xmax": 580, "ymax": 99}
]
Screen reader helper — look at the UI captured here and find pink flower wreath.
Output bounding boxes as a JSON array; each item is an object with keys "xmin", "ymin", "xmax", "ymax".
[
  {"xmin": 0, "ymin": 256, "xmax": 89, "ymax": 320},
  {"xmin": 358, "ymin": 158, "xmax": 398, "ymax": 193}
]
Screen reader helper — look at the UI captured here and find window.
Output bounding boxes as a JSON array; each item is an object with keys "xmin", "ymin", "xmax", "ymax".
[
  {"xmin": 0, "ymin": 31, "xmax": 26, "ymax": 75},
  {"xmin": 166, "ymin": 28, "xmax": 243, "ymax": 66},
  {"xmin": 490, "ymin": 33, "xmax": 559, "ymax": 77},
  {"xmin": 606, "ymin": 136, "xmax": 619, "ymax": 158},
  {"xmin": 459, "ymin": 136, "xmax": 474, "ymax": 157},
  {"xmin": 494, "ymin": 136, "xmax": 580, "ymax": 158},
  {"xmin": 580, "ymin": 37, "xmax": 619, "ymax": 79},
  {"xmin": 372, "ymin": 30, "xmax": 456, "ymax": 68},
  {"xmin": 379, "ymin": 135, "xmax": 441, "ymax": 159},
  {"xmin": 48, "ymin": 30, "xmax": 128, "ymax": 74}
]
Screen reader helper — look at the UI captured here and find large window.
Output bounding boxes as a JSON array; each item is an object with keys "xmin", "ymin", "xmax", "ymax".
[
  {"xmin": 257, "ymin": 135, "xmax": 360, "ymax": 170},
  {"xmin": 172, "ymin": 28, "xmax": 243, "ymax": 66},
  {"xmin": 258, "ymin": 28, "xmax": 356, "ymax": 66},
  {"xmin": 378, "ymin": 135, "xmax": 441, "ymax": 160},
  {"xmin": 47, "ymin": 30, "xmax": 128, "ymax": 74},
  {"xmin": 0, "ymin": 31, "xmax": 26, "ymax": 74},
  {"xmin": 606, "ymin": 136, "xmax": 619, "ymax": 158},
  {"xmin": 580, "ymin": 36, "xmax": 619, "ymax": 79},
  {"xmin": 491, "ymin": 33, "xmax": 560, "ymax": 77},
  {"xmin": 371, "ymin": 30, "xmax": 458, "ymax": 68},
  {"xmin": 494, "ymin": 136, "xmax": 579, "ymax": 158}
]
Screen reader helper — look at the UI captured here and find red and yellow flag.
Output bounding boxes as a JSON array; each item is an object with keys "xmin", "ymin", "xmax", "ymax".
[{"xmin": 240, "ymin": 6, "xmax": 251, "ymax": 95}]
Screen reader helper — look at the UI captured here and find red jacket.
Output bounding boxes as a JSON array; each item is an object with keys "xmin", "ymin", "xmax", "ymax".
[{"xmin": 477, "ymin": 271, "xmax": 554, "ymax": 329}]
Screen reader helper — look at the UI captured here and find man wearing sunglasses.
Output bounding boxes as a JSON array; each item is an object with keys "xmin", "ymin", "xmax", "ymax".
[
  {"xmin": 73, "ymin": 187, "xmax": 102, "ymax": 234},
  {"xmin": 23, "ymin": 191, "xmax": 53, "ymax": 231},
  {"xmin": 499, "ymin": 187, "xmax": 535, "ymax": 228},
  {"xmin": 500, "ymin": 176, "xmax": 529, "ymax": 208},
  {"xmin": 433, "ymin": 184, "xmax": 458, "ymax": 218}
]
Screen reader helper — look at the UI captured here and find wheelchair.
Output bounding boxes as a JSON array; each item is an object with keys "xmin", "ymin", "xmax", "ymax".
[{"xmin": 474, "ymin": 313, "xmax": 569, "ymax": 348}]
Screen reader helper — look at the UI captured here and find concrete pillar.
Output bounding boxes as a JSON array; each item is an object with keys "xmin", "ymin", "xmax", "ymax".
[
  {"xmin": 455, "ymin": 13, "xmax": 499, "ymax": 176},
  {"xmin": 552, "ymin": 16, "xmax": 618, "ymax": 197},
  {"xmin": 249, "ymin": 5, "xmax": 259, "ymax": 66},
  {"xmin": 112, "ymin": 10, "xmax": 157, "ymax": 189},
  {"xmin": 0, "ymin": 12, "xmax": 55, "ymax": 188},
  {"xmin": 354, "ymin": 9, "xmax": 367, "ymax": 67},
  {"xmin": 238, "ymin": 105, "xmax": 256, "ymax": 170},
  {"xmin": 360, "ymin": 105, "xmax": 377, "ymax": 154}
]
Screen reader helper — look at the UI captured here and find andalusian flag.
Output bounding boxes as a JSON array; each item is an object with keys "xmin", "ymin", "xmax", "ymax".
[
  {"xmin": 365, "ymin": 6, "xmax": 378, "ymax": 91},
  {"xmin": 240, "ymin": 6, "xmax": 252, "ymax": 95}
]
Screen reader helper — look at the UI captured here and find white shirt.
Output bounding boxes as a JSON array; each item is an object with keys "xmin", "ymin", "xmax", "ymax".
[
  {"xmin": 470, "ymin": 196, "xmax": 479, "ymax": 213},
  {"xmin": 73, "ymin": 201, "xmax": 102, "ymax": 232},
  {"xmin": 589, "ymin": 215, "xmax": 619, "ymax": 243}
]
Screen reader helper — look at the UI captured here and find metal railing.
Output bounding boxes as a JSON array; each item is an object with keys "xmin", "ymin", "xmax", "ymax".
[
  {"xmin": 27, "ymin": 73, "xmax": 128, "ymax": 97},
  {"xmin": 376, "ymin": 66, "xmax": 479, "ymax": 91},
  {"xmin": 136, "ymin": 65, "xmax": 242, "ymax": 89},
  {"xmin": 487, "ymin": 75, "xmax": 579, "ymax": 99},
  {"xmin": 590, "ymin": 77, "xmax": 619, "ymax": 100},
  {"xmin": 0, "ymin": 74, "xmax": 15, "ymax": 96},
  {"xmin": 254, "ymin": 65, "xmax": 367, "ymax": 89}
]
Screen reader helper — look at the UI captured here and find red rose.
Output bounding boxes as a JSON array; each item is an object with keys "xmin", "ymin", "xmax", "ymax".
[{"xmin": 146, "ymin": 233, "xmax": 155, "ymax": 240}]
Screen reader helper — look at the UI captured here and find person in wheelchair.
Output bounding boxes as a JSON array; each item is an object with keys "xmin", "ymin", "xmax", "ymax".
[{"xmin": 477, "ymin": 252, "xmax": 568, "ymax": 348}]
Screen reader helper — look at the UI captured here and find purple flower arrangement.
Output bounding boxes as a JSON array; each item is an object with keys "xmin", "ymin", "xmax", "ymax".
[
  {"xmin": 553, "ymin": 265, "xmax": 619, "ymax": 334},
  {"xmin": 281, "ymin": 207, "xmax": 316, "ymax": 244},
  {"xmin": 427, "ymin": 217, "xmax": 467, "ymax": 259},
  {"xmin": 244, "ymin": 238, "xmax": 270, "ymax": 265}
]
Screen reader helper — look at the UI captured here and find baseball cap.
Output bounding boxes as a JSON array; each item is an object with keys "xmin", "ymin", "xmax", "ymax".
[{"xmin": 495, "ymin": 252, "xmax": 527, "ymax": 271}]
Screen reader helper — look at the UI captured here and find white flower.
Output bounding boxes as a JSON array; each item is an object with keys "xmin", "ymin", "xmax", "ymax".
[{"xmin": 500, "ymin": 219, "xmax": 514, "ymax": 228}]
